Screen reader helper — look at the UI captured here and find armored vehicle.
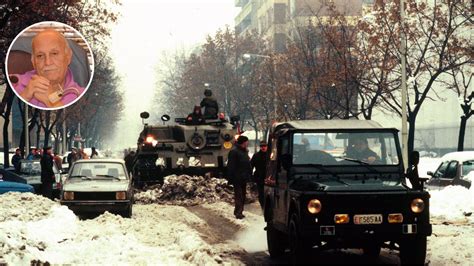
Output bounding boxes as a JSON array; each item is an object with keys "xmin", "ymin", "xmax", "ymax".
[
  {"xmin": 132, "ymin": 112, "xmax": 240, "ymax": 187},
  {"xmin": 264, "ymin": 120, "xmax": 431, "ymax": 264}
]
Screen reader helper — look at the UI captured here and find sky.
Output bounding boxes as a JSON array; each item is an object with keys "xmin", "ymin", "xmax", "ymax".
[{"xmin": 109, "ymin": 0, "xmax": 239, "ymax": 150}]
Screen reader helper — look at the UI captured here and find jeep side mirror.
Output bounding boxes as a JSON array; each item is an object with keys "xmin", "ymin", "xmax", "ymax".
[
  {"xmin": 427, "ymin": 171, "xmax": 434, "ymax": 177},
  {"xmin": 281, "ymin": 154, "xmax": 292, "ymax": 171},
  {"xmin": 407, "ymin": 151, "xmax": 427, "ymax": 190}
]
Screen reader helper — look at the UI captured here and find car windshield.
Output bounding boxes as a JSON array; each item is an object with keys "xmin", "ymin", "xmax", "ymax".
[
  {"xmin": 70, "ymin": 162, "xmax": 127, "ymax": 180},
  {"xmin": 292, "ymin": 131, "xmax": 400, "ymax": 166}
]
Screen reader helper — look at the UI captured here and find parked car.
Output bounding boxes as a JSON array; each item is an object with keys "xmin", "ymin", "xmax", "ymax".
[
  {"xmin": 426, "ymin": 151, "xmax": 474, "ymax": 189},
  {"xmin": 0, "ymin": 171, "xmax": 34, "ymax": 194},
  {"xmin": 18, "ymin": 159, "xmax": 63, "ymax": 197},
  {"xmin": 60, "ymin": 159, "xmax": 133, "ymax": 218}
]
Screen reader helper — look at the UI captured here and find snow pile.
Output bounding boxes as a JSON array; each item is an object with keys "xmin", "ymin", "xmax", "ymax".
[
  {"xmin": 135, "ymin": 174, "xmax": 236, "ymax": 206},
  {"xmin": 429, "ymin": 184, "xmax": 474, "ymax": 223},
  {"xmin": 0, "ymin": 193, "xmax": 54, "ymax": 222},
  {"xmin": 0, "ymin": 193, "xmax": 238, "ymax": 265}
]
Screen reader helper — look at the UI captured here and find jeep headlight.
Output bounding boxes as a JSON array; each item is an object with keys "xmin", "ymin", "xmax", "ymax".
[
  {"xmin": 116, "ymin": 191, "xmax": 127, "ymax": 200},
  {"xmin": 411, "ymin": 198, "xmax": 425, "ymax": 213},
  {"xmin": 63, "ymin": 191, "xmax": 74, "ymax": 200},
  {"xmin": 307, "ymin": 199, "xmax": 322, "ymax": 214}
]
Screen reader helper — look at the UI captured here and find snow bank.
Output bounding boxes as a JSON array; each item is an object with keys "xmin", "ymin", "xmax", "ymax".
[
  {"xmin": 135, "ymin": 174, "xmax": 256, "ymax": 206},
  {"xmin": 428, "ymin": 224, "xmax": 474, "ymax": 265},
  {"xmin": 0, "ymin": 193, "xmax": 236, "ymax": 265},
  {"xmin": 429, "ymin": 184, "xmax": 474, "ymax": 224}
]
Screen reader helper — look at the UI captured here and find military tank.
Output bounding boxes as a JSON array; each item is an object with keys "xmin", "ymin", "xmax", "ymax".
[{"xmin": 131, "ymin": 112, "xmax": 240, "ymax": 187}]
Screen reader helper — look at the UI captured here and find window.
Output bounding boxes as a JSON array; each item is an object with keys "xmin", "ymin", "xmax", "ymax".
[
  {"xmin": 462, "ymin": 160, "xmax": 474, "ymax": 176},
  {"xmin": 444, "ymin": 161, "xmax": 458, "ymax": 179},
  {"xmin": 291, "ymin": 131, "xmax": 400, "ymax": 165}
]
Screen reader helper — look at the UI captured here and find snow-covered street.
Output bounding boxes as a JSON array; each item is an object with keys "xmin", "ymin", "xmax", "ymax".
[{"xmin": 1, "ymin": 159, "xmax": 473, "ymax": 265}]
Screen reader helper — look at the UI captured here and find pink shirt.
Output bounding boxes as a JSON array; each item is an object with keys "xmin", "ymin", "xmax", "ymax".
[{"xmin": 12, "ymin": 68, "xmax": 85, "ymax": 108}]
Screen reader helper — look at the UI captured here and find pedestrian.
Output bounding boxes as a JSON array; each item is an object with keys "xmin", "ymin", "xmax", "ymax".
[
  {"xmin": 11, "ymin": 148, "xmax": 22, "ymax": 172},
  {"xmin": 33, "ymin": 148, "xmax": 42, "ymax": 159},
  {"xmin": 40, "ymin": 146, "xmax": 55, "ymax": 199},
  {"xmin": 80, "ymin": 148, "xmax": 89, "ymax": 159},
  {"xmin": 124, "ymin": 151, "xmax": 136, "ymax": 175},
  {"xmin": 90, "ymin": 147, "xmax": 99, "ymax": 158},
  {"xmin": 227, "ymin": 135, "xmax": 252, "ymax": 219},
  {"xmin": 200, "ymin": 89, "xmax": 219, "ymax": 119},
  {"xmin": 251, "ymin": 140, "xmax": 268, "ymax": 209},
  {"xmin": 67, "ymin": 147, "xmax": 77, "ymax": 170},
  {"xmin": 53, "ymin": 152, "xmax": 62, "ymax": 171},
  {"xmin": 26, "ymin": 148, "xmax": 36, "ymax": 160}
]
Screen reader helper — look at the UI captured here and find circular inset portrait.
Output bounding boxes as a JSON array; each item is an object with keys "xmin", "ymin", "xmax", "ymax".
[{"xmin": 6, "ymin": 21, "xmax": 94, "ymax": 110}]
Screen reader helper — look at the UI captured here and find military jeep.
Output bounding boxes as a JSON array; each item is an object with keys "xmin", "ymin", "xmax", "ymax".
[{"xmin": 263, "ymin": 120, "xmax": 431, "ymax": 264}]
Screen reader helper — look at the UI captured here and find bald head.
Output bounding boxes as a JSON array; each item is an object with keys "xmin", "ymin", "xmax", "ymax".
[{"xmin": 31, "ymin": 29, "xmax": 72, "ymax": 85}]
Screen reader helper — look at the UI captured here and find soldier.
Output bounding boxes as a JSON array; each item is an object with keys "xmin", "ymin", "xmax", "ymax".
[
  {"xmin": 200, "ymin": 89, "xmax": 219, "ymax": 119},
  {"xmin": 227, "ymin": 135, "xmax": 252, "ymax": 219},
  {"xmin": 186, "ymin": 106, "xmax": 205, "ymax": 125},
  {"xmin": 251, "ymin": 140, "xmax": 268, "ymax": 209}
]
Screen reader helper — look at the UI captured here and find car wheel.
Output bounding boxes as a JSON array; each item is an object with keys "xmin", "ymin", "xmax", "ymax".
[
  {"xmin": 121, "ymin": 205, "xmax": 133, "ymax": 218},
  {"xmin": 288, "ymin": 214, "xmax": 308, "ymax": 264},
  {"xmin": 363, "ymin": 244, "xmax": 381, "ymax": 258},
  {"xmin": 399, "ymin": 236, "xmax": 427, "ymax": 265},
  {"xmin": 267, "ymin": 222, "xmax": 286, "ymax": 258}
]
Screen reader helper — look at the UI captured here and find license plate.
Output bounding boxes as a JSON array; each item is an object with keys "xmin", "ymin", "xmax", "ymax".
[{"xmin": 354, "ymin": 214, "xmax": 383, "ymax": 224}]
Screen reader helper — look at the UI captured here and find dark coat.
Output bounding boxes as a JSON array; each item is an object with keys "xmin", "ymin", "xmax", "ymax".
[
  {"xmin": 200, "ymin": 96, "xmax": 219, "ymax": 118},
  {"xmin": 227, "ymin": 145, "xmax": 252, "ymax": 184},
  {"xmin": 251, "ymin": 150, "xmax": 267, "ymax": 184},
  {"xmin": 40, "ymin": 153, "xmax": 55, "ymax": 184},
  {"xmin": 346, "ymin": 148, "xmax": 378, "ymax": 161},
  {"xmin": 124, "ymin": 153, "xmax": 135, "ymax": 174},
  {"xmin": 11, "ymin": 154, "xmax": 22, "ymax": 171}
]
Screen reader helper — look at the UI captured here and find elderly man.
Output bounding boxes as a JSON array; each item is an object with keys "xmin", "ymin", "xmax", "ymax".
[{"xmin": 11, "ymin": 29, "xmax": 84, "ymax": 108}]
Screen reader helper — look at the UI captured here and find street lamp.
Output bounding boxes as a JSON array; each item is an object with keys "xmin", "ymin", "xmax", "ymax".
[
  {"xmin": 242, "ymin": 53, "xmax": 278, "ymax": 120},
  {"xmin": 400, "ymin": 0, "xmax": 408, "ymax": 170}
]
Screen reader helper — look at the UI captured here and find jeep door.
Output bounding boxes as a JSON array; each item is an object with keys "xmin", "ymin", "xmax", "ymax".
[{"xmin": 274, "ymin": 134, "xmax": 290, "ymax": 226}]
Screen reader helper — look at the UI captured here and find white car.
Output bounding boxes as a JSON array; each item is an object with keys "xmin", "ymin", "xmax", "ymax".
[
  {"xmin": 60, "ymin": 159, "xmax": 133, "ymax": 217},
  {"xmin": 426, "ymin": 151, "xmax": 474, "ymax": 189}
]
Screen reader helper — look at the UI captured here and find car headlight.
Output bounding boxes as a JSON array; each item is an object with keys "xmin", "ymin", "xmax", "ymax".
[
  {"xmin": 307, "ymin": 199, "xmax": 322, "ymax": 214},
  {"xmin": 63, "ymin": 191, "xmax": 74, "ymax": 200},
  {"xmin": 116, "ymin": 191, "xmax": 127, "ymax": 200},
  {"xmin": 411, "ymin": 198, "xmax": 425, "ymax": 213}
]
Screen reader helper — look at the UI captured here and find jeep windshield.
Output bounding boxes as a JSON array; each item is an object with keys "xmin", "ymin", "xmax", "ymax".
[{"xmin": 292, "ymin": 131, "xmax": 400, "ymax": 166}]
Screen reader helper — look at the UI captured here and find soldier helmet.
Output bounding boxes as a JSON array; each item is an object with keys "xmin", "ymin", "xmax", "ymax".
[{"xmin": 204, "ymin": 89, "xmax": 212, "ymax": 97}]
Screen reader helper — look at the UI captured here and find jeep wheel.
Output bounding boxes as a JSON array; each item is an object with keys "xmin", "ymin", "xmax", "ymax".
[
  {"xmin": 363, "ymin": 244, "xmax": 381, "ymax": 258},
  {"xmin": 267, "ymin": 222, "xmax": 286, "ymax": 258},
  {"xmin": 288, "ymin": 214, "xmax": 308, "ymax": 264},
  {"xmin": 399, "ymin": 236, "xmax": 427, "ymax": 265}
]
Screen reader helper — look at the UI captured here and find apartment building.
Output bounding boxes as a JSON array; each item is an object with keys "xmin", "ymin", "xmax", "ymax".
[{"xmin": 235, "ymin": 0, "xmax": 371, "ymax": 51}]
